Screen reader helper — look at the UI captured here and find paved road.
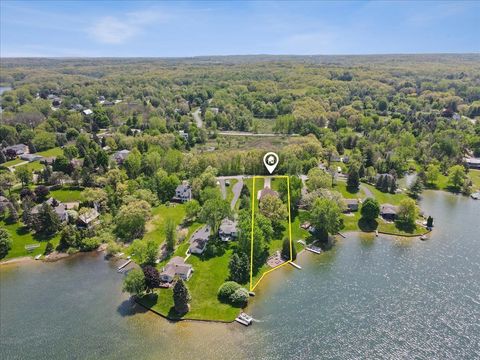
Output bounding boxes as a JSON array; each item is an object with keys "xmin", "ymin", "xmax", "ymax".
[
  {"xmin": 192, "ymin": 108, "xmax": 203, "ymax": 128},
  {"xmin": 216, "ymin": 175, "xmax": 245, "ymax": 209}
]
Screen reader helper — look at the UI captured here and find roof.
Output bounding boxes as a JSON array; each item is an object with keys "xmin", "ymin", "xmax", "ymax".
[
  {"xmin": 83, "ymin": 109, "xmax": 93, "ymax": 115},
  {"xmin": 161, "ymin": 257, "xmax": 192, "ymax": 278},
  {"xmin": 344, "ymin": 199, "xmax": 359, "ymax": 205},
  {"xmin": 219, "ymin": 219, "xmax": 237, "ymax": 234},
  {"xmin": 259, "ymin": 187, "xmax": 279, "ymax": 200},
  {"xmin": 4, "ymin": 144, "xmax": 28, "ymax": 152},
  {"xmin": 380, "ymin": 204, "xmax": 398, "ymax": 215},
  {"xmin": 0, "ymin": 196, "xmax": 9, "ymax": 203},
  {"xmin": 78, "ymin": 208, "xmax": 100, "ymax": 224},
  {"xmin": 465, "ymin": 157, "xmax": 480, "ymax": 165}
]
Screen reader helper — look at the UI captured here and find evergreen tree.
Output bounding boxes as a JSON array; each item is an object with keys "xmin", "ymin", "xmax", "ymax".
[
  {"xmin": 0, "ymin": 151, "xmax": 5, "ymax": 164},
  {"xmin": 165, "ymin": 218, "xmax": 176, "ymax": 252},
  {"xmin": 229, "ymin": 252, "xmax": 249, "ymax": 284},
  {"xmin": 281, "ymin": 237, "xmax": 296, "ymax": 260},
  {"xmin": 173, "ymin": 279, "xmax": 191, "ymax": 314},
  {"xmin": 347, "ymin": 165, "xmax": 360, "ymax": 190},
  {"xmin": 143, "ymin": 265, "xmax": 161, "ymax": 291},
  {"xmin": 35, "ymin": 203, "xmax": 61, "ymax": 235}
]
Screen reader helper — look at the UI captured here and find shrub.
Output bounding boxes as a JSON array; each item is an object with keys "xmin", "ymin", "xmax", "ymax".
[
  {"xmin": 229, "ymin": 287, "xmax": 249, "ymax": 306},
  {"xmin": 217, "ymin": 281, "xmax": 241, "ymax": 300},
  {"xmin": 44, "ymin": 241, "xmax": 54, "ymax": 255},
  {"xmin": 81, "ymin": 237, "xmax": 101, "ymax": 251}
]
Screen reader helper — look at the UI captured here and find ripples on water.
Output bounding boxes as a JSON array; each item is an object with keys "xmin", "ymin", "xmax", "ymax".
[{"xmin": 1, "ymin": 191, "xmax": 479, "ymax": 360}]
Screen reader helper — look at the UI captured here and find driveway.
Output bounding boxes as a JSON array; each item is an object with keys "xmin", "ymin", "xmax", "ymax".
[{"xmin": 192, "ymin": 108, "xmax": 203, "ymax": 128}]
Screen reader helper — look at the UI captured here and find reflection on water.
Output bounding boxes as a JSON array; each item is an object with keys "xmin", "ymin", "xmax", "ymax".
[{"xmin": 1, "ymin": 191, "xmax": 479, "ymax": 359}]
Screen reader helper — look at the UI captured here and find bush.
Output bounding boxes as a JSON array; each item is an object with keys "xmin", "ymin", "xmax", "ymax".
[
  {"xmin": 106, "ymin": 241, "xmax": 122, "ymax": 257},
  {"xmin": 217, "ymin": 281, "xmax": 241, "ymax": 300},
  {"xmin": 229, "ymin": 287, "xmax": 249, "ymax": 306},
  {"xmin": 81, "ymin": 237, "xmax": 101, "ymax": 251}
]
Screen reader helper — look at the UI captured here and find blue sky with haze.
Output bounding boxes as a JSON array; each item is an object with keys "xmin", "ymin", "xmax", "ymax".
[{"xmin": 1, "ymin": 0, "xmax": 479, "ymax": 57}]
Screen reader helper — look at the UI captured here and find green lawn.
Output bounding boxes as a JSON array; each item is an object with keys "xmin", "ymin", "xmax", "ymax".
[
  {"xmin": 138, "ymin": 247, "xmax": 239, "ymax": 322},
  {"xmin": 362, "ymin": 183, "xmax": 408, "ymax": 205},
  {"xmin": 36, "ymin": 147, "xmax": 64, "ymax": 157},
  {"xmin": 469, "ymin": 169, "xmax": 480, "ymax": 190},
  {"xmin": 50, "ymin": 187, "xmax": 83, "ymax": 202},
  {"xmin": 143, "ymin": 203, "xmax": 187, "ymax": 243},
  {"xmin": 1, "ymin": 218, "xmax": 60, "ymax": 260},
  {"xmin": 334, "ymin": 182, "xmax": 365, "ymax": 199},
  {"xmin": 3, "ymin": 158, "xmax": 23, "ymax": 167},
  {"xmin": 16, "ymin": 161, "xmax": 44, "ymax": 172}
]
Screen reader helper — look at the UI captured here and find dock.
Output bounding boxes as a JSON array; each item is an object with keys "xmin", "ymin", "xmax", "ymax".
[
  {"xmin": 306, "ymin": 245, "xmax": 322, "ymax": 254},
  {"xmin": 289, "ymin": 261, "xmax": 302, "ymax": 269},
  {"xmin": 117, "ymin": 260, "xmax": 132, "ymax": 272}
]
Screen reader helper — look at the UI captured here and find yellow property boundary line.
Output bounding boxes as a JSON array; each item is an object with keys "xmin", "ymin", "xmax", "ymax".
[{"xmin": 250, "ymin": 175, "xmax": 293, "ymax": 291}]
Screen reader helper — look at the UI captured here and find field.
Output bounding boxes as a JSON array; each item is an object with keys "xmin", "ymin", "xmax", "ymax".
[
  {"xmin": 1, "ymin": 218, "xmax": 60, "ymax": 260},
  {"xmin": 49, "ymin": 187, "xmax": 83, "ymax": 202}
]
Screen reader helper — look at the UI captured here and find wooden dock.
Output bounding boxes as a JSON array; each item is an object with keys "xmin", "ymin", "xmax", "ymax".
[
  {"xmin": 289, "ymin": 261, "xmax": 302, "ymax": 269},
  {"xmin": 117, "ymin": 260, "xmax": 132, "ymax": 272},
  {"xmin": 306, "ymin": 246, "xmax": 322, "ymax": 254}
]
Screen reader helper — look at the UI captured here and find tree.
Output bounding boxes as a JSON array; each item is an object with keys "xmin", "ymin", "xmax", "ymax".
[
  {"xmin": 217, "ymin": 281, "xmax": 241, "ymax": 300},
  {"xmin": 278, "ymin": 176, "xmax": 302, "ymax": 216},
  {"xmin": 258, "ymin": 194, "xmax": 287, "ymax": 228},
  {"xmin": 409, "ymin": 177, "xmax": 424, "ymax": 198},
  {"xmin": 32, "ymin": 131, "xmax": 56, "ymax": 151},
  {"xmin": 123, "ymin": 149, "xmax": 142, "ymax": 179},
  {"xmin": 425, "ymin": 164, "xmax": 440, "ymax": 186},
  {"xmin": 173, "ymin": 279, "xmax": 191, "ymax": 314},
  {"xmin": 281, "ymin": 237, "xmax": 296, "ymax": 260},
  {"xmin": 447, "ymin": 165, "xmax": 467, "ymax": 190},
  {"xmin": 143, "ymin": 265, "xmax": 161, "ymax": 291},
  {"xmin": 397, "ymin": 198, "xmax": 418, "ymax": 229},
  {"xmin": 347, "ymin": 165, "xmax": 360, "ymax": 191},
  {"xmin": 306, "ymin": 167, "xmax": 331, "ymax": 191},
  {"xmin": 154, "ymin": 170, "xmax": 180, "ymax": 203},
  {"xmin": 165, "ymin": 218, "xmax": 176, "ymax": 252},
  {"xmin": 185, "ymin": 199, "xmax": 201, "ymax": 222},
  {"xmin": 0, "ymin": 172, "xmax": 16, "ymax": 195},
  {"xmin": 229, "ymin": 288, "xmax": 249, "ymax": 306},
  {"xmin": 360, "ymin": 197, "xmax": 380, "ymax": 222},
  {"xmin": 58, "ymin": 225, "xmax": 79, "ymax": 250},
  {"xmin": 34, "ymin": 185, "xmax": 50, "ymax": 201},
  {"xmin": 44, "ymin": 241, "xmax": 54, "ymax": 255},
  {"xmin": 15, "ymin": 166, "xmax": 32, "ymax": 187},
  {"xmin": 35, "ymin": 203, "xmax": 61, "ymax": 235},
  {"xmin": 122, "ymin": 268, "xmax": 146, "ymax": 298},
  {"xmin": 229, "ymin": 252, "xmax": 249, "ymax": 284},
  {"xmin": 0, "ymin": 228, "xmax": 12, "ymax": 259},
  {"xmin": 115, "ymin": 200, "xmax": 151, "ymax": 241},
  {"xmin": 310, "ymin": 198, "xmax": 343, "ymax": 240},
  {"xmin": 130, "ymin": 238, "xmax": 158, "ymax": 265},
  {"xmin": 199, "ymin": 198, "xmax": 230, "ymax": 235}
]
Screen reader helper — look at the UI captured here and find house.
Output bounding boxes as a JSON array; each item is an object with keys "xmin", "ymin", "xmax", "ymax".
[
  {"xmin": 219, "ymin": 219, "xmax": 238, "ymax": 241},
  {"xmin": 344, "ymin": 199, "xmax": 359, "ymax": 212},
  {"xmin": 77, "ymin": 208, "xmax": 100, "ymax": 229},
  {"xmin": 83, "ymin": 109, "xmax": 93, "ymax": 116},
  {"xmin": 465, "ymin": 157, "xmax": 480, "ymax": 170},
  {"xmin": 380, "ymin": 204, "xmax": 398, "ymax": 221},
  {"xmin": 31, "ymin": 198, "xmax": 68, "ymax": 222},
  {"xmin": 70, "ymin": 158, "xmax": 84, "ymax": 169},
  {"xmin": 189, "ymin": 225, "xmax": 210, "ymax": 254},
  {"xmin": 20, "ymin": 153, "xmax": 44, "ymax": 162},
  {"xmin": 160, "ymin": 256, "xmax": 193, "ymax": 283},
  {"xmin": 112, "ymin": 149, "xmax": 130, "ymax": 164},
  {"xmin": 3, "ymin": 144, "xmax": 29, "ymax": 156},
  {"xmin": 179, "ymin": 130, "xmax": 189, "ymax": 140},
  {"xmin": 174, "ymin": 183, "xmax": 192, "ymax": 203},
  {"xmin": 258, "ymin": 187, "xmax": 279, "ymax": 201}
]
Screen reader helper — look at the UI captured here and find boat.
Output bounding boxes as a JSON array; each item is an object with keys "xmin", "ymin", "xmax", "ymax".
[
  {"xmin": 248, "ymin": 291, "xmax": 256, "ymax": 297},
  {"xmin": 420, "ymin": 235, "xmax": 428, "ymax": 241},
  {"xmin": 235, "ymin": 312, "xmax": 253, "ymax": 326},
  {"xmin": 471, "ymin": 192, "xmax": 480, "ymax": 200},
  {"xmin": 34, "ymin": 254, "xmax": 42, "ymax": 260}
]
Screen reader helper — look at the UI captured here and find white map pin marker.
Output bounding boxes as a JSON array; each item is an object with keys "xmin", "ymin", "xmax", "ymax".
[{"xmin": 263, "ymin": 152, "xmax": 279, "ymax": 174}]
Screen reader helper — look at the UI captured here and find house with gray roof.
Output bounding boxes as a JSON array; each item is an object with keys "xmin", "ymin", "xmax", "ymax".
[
  {"xmin": 380, "ymin": 204, "xmax": 398, "ymax": 221},
  {"xmin": 31, "ymin": 198, "xmax": 68, "ymax": 222},
  {"xmin": 174, "ymin": 182, "xmax": 192, "ymax": 203},
  {"xmin": 219, "ymin": 219, "xmax": 238, "ymax": 241},
  {"xmin": 160, "ymin": 256, "xmax": 193, "ymax": 283},
  {"xmin": 112, "ymin": 149, "xmax": 130, "ymax": 164}
]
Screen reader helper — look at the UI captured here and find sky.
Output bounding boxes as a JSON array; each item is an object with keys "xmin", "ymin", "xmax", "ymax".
[{"xmin": 1, "ymin": 0, "xmax": 479, "ymax": 57}]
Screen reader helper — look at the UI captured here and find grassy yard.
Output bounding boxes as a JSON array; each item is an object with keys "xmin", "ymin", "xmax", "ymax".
[
  {"xmin": 469, "ymin": 169, "xmax": 480, "ymax": 190},
  {"xmin": 3, "ymin": 158, "xmax": 23, "ymax": 167},
  {"xmin": 36, "ymin": 147, "xmax": 64, "ymax": 157},
  {"xmin": 334, "ymin": 182, "xmax": 365, "ymax": 199},
  {"xmin": 1, "ymin": 218, "xmax": 60, "ymax": 260},
  {"xmin": 50, "ymin": 187, "xmax": 83, "ymax": 202},
  {"xmin": 143, "ymin": 203, "xmax": 187, "ymax": 243},
  {"xmin": 138, "ymin": 246, "xmax": 239, "ymax": 322},
  {"xmin": 362, "ymin": 183, "xmax": 409, "ymax": 205}
]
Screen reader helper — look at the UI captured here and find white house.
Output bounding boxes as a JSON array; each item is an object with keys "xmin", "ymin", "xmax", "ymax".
[
  {"xmin": 174, "ymin": 183, "xmax": 192, "ymax": 203},
  {"xmin": 219, "ymin": 219, "xmax": 238, "ymax": 241}
]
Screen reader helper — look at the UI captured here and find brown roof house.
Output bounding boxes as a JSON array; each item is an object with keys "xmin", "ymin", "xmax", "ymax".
[
  {"xmin": 380, "ymin": 204, "xmax": 398, "ymax": 221},
  {"xmin": 160, "ymin": 256, "xmax": 193, "ymax": 283}
]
